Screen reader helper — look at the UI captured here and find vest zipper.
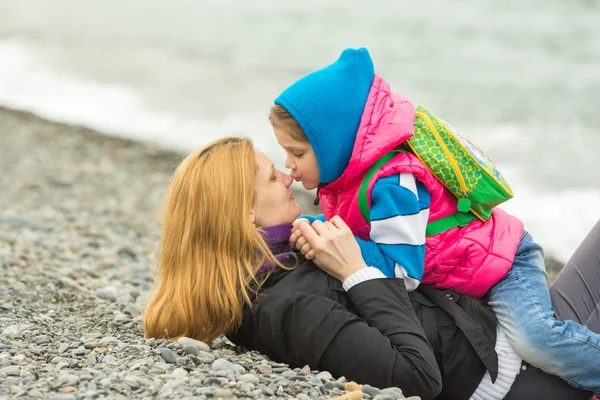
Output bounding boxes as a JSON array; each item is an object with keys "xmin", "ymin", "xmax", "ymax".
[{"xmin": 313, "ymin": 184, "xmax": 322, "ymax": 206}]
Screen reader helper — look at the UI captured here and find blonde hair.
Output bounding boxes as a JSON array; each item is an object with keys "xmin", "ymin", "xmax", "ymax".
[
  {"xmin": 269, "ymin": 104, "xmax": 309, "ymax": 143},
  {"xmin": 144, "ymin": 136, "xmax": 286, "ymax": 342}
]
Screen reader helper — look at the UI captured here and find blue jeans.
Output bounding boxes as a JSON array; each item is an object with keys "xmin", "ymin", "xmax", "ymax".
[{"xmin": 489, "ymin": 231, "xmax": 600, "ymax": 395}]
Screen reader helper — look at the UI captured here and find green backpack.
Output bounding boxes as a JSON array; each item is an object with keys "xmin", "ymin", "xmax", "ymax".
[{"xmin": 358, "ymin": 105, "xmax": 514, "ymax": 237}]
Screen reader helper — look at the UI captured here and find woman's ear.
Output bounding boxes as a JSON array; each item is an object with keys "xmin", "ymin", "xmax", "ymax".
[{"xmin": 250, "ymin": 210, "xmax": 256, "ymax": 226}]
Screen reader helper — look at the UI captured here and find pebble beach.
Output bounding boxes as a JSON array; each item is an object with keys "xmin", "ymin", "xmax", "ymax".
[
  {"xmin": 0, "ymin": 107, "xmax": 415, "ymax": 400},
  {"xmin": 0, "ymin": 106, "xmax": 565, "ymax": 399}
]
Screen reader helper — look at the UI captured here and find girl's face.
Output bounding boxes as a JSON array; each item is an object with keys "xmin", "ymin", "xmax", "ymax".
[
  {"xmin": 251, "ymin": 149, "xmax": 302, "ymax": 228},
  {"xmin": 273, "ymin": 127, "xmax": 320, "ymax": 191}
]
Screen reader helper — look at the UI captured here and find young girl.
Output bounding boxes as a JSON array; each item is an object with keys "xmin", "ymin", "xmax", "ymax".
[{"xmin": 270, "ymin": 47, "xmax": 600, "ymax": 396}]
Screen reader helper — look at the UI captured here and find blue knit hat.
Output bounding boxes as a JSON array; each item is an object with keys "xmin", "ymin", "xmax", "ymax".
[{"xmin": 274, "ymin": 48, "xmax": 375, "ymax": 184}]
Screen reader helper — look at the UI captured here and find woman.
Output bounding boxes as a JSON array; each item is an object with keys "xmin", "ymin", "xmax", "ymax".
[{"xmin": 144, "ymin": 137, "xmax": 598, "ymax": 400}]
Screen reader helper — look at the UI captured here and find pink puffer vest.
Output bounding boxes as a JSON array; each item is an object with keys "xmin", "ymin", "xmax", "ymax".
[{"xmin": 319, "ymin": 75, "xmax": 524, "ymax": 299}]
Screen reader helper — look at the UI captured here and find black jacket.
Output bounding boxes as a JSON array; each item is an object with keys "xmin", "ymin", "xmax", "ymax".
[{"xmin": 228, "ymin": 257, "xmax": 501, "ymax": 400}]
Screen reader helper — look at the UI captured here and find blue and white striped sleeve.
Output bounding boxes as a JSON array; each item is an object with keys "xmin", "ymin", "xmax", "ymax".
[
  {"xmin": 296, "ymin": 214, "xmax": 326, "ymax": 224},
  {"xmin": 357, "ymin": 173, "xmax": 430, "ymax": 291}
]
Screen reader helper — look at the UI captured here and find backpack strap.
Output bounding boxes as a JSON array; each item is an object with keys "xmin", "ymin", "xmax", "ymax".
[
  {"xmin": 358, "ymin": 150, "xmax": 477, "ymax": 236},
  {"xmin": 425, "ymin": 212, "xmax": 477, "ymax": 236},
  {"xmin": 358, "ymin": 149, "xmax": 407, "ymax": 223}
]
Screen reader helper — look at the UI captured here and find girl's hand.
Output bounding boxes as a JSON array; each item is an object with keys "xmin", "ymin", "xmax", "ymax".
[{"xmin": 296, "ymin": 216, "xmax": 368, "ymax": 282}]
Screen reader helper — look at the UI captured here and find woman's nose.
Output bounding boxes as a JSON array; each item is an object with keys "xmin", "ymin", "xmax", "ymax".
[{"xmin": 283, "ymin": 172, "xmax": 293, "ymax": 187}]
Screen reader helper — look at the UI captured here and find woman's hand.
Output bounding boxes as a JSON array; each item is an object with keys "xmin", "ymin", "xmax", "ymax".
[{"xmin": 294, "ymin": 216, "xmax": 368, "ymax": 282}]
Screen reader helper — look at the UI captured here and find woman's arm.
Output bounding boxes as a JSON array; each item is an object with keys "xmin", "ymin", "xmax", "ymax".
[{"xmin": 256, "ymin": 277, "xmax": 442, "ymax": 400}]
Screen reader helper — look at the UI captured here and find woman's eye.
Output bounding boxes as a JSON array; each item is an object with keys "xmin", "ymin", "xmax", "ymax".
[{"xmin": 270, "ymin": 175, "xmax": 276, "ymax": 181}]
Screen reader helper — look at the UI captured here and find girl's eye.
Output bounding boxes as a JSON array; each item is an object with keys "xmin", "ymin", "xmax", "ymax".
[{"xmin": 293, "ymin": 153, "xmax": 304, "ymax": 157}]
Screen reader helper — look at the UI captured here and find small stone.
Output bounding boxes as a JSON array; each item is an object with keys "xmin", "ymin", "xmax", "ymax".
[
  {"xmin": 122, "ymin": 305, "xmax": 141, "ymax": 317},
  {"xmin": 197, "ymin": 350, "xmax": 215, "ymax": 363},
  {"xmin": 214, "ymin": 388, "xmax": 233, "ymax": 398},
  {"xmin": 28, "ymin": 389, "xmax": 44, "ymax": 398},
  {"xmin": 182, "ymin": 344, "xmax": 198, "ymax": 355},
  {"xmin": 50, "ymin": 356, "xmax": 67, "ymax": 365},
  {"xmin": 257, "ymin": 364, "xmax": 272, "ymax": 374},
  {"xmin": 317, "ymin": 371, "xmax": 333, "ymax": 381},
  {"xmin": 159, "ymin": 348, "xmax": 176, "ymax": 363},
  {"xmin": 62, "ymin": 386, "xmax": 76, "ymax": 393},
  {"xmin": 238, "ymin": 374, "xmax": 260, "ymax": 384},
  {"xmin": 296, "ymin": 394, "xmax": 311, "ymax": 400},
  {"xmin": 373, "ymin": 395, "xmax": 397, "ymax": 400},
  {"xmin": 177, "ymin": 337, "xmax": 210, "ymax": 352},
  {"xmin": 117, "ymin": 247, "xmax": 137, "ymax": 259},
  {"xmin": 102, "ymin": 355, "xmax": 117, "ymax": 363},
  {"xmin": 98, "ymin": 336, "xmax": 118, "ymax": 345},
  {"xmin": 159, "ymin": 379, "xmax": 184, "ymax": 394},
  {"xmin": 72, "ymin": 346, "xmax": 86, "ymax": 356},
  {"xmin": 189, "ymin": 378, "xmax": 204, "ymax": 387},
  {"xmin": 363, "ymin": 384, "xmax": 382, "ymax": 397},
  {"xmin": 211, "ymin": 358, "xmax": 235, "ymax": 372},
  {"xmin": 124, "ymin": 376, "xmax": 140, "ymax": 389},
  {"xmin": 0, "ymin": 366, "xmax": 20, "ymax": 376},
  {"xmin": 1, "ymin": 324, "xmax": 19, "ymax": 337},
  {"xmin": 58, "ymin": 343, "xmax": 69, "ymax": 354},
  {"xmin": 172, "ymin": 368, "xmax": 188, "ymax": 380},
  {"xmin": 83, "ymin": 341, "xmax": 97, "ymax": 349},
  {"xmin": 381, "ymin": 387, "xmax": 405, "ymax": 399},
  {"xmin": 234, "ymin": 364, "xmax": 246, "ymax": 374},
  {"xmin": 95, "ymin": 286, "xmax": 117, "ymax": 302},
  {"xmin": 56, "ymin": 362, "xmax": 69, "ymax": 370}
]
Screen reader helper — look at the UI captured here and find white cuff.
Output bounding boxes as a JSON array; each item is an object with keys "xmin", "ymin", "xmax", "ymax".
[{"xmin": 342, "ymin": 267, "xmax": 387, "ymax": 291}]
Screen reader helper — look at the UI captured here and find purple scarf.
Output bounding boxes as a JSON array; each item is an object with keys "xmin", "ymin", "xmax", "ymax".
[{"xmin": 256, "ymin": 223, "xmax": 294, "ymax": 275}]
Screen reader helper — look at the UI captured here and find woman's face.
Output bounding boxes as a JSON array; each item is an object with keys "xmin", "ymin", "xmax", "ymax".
[{"xmin": 252, "ymin": 149, "xmax": 302, "ymax": 227}]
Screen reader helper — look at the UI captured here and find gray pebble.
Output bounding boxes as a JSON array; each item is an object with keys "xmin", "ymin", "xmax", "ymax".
[
  {"xmin": 211, "ymin": 358, "xmax": 235, "ymax": 372},
  {"xmin": 95, "ymin": 286, "xmax": 118, "ymax": 302},
  {"xmin": 172, "ymin": 367, "xmax": 188, "ymax": 380},
  {"xmin": 159, "ymin": 379, "xmax": 184, "ymax": 393},
  {"xmin": 182, "ymin": 344, "xmax": 199, "ymax": 355},
  {"xmin": 374, "ymin": 395, "xmax": 399, "ymax": 400},
  {"xmin": 363, "ymin": 384, "xmax": 382, "ymax": 397},
  {"xmin": 102, "ymin": 355, "xmax": 117, "ymax": 363},
  {"xmin": 0, "ymin": 366, "xmax": 20, "ymax": 376},
  {"xmin": 189, "ymin": 378, "xmax": 204, "ymax": 387},
  {"xmin": 177, "ymin": 337, "xmax": 210, "ymax": 352},
  {"xmin": 28, "ymin": 389, "xmax": 44, "ymax": 398},
  {"xmin": 381, "ymin": 387, "xmax": 406, "ymax": 399},
  {"xmin": 159, "ymin": 348, "xmax": 176, "ymax": 363},
  {"xmin": 1, "ymin": 325, "xmax": 19, "ymax": 337},
  {"xmin": 123, "ymin": 375, "xmax": 140, "ymax": 389},
  {"xmin": 238, "ymin": 373, "xmax": 260, "ymax": 384},
  {"xmin": 98, "ymin": 336, "xmax": 118, "ymax": 345}
]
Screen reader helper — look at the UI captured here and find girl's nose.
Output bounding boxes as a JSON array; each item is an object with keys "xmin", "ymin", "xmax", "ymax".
[{"xmin": 284, "ymin": 155, "xmax": 295, "ymax": 170}]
